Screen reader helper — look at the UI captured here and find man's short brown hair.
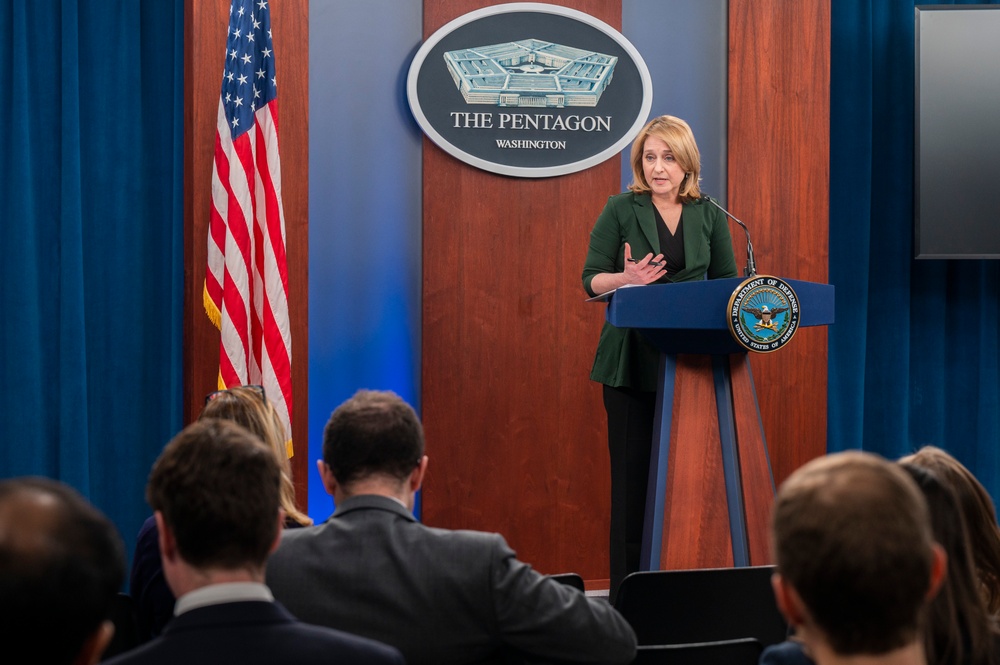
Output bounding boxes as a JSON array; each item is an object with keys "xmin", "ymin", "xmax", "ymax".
[
  {"xmin": 147, "ymin": 418, "xmax": 281, "ymax": 570},
  {"xmin": 322, "ymin": 390, "xmax": 424, "ymax": 486},
  {"xmin": 772, "ymin": 451, "xmax": 935, "ymax": 655}
]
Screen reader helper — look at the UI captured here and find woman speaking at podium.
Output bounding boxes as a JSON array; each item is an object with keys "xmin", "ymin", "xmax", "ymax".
[{"xmin": 582, "ymin": 115, "xmax": 737, "ymax": 595}]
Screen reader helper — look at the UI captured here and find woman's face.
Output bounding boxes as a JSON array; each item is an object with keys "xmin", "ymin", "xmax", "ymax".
[{"xmin": 641, "ymin": 135, "xmax": 686, "ymax": 202}]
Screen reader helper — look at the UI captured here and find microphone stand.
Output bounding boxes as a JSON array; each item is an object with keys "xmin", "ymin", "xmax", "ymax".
[{"xmin": 702, "ymin": 195, "xmax": 757, "ymax": 277}]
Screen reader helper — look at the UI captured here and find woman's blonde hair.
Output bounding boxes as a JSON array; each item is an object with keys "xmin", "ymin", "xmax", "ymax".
[
  {"xmin": 200, "ymin": 386, "xmax": 313, "ymax": 527},
  {"xmin": 628, "ymin": 115, "xmax": 702, "ymax": 202}
]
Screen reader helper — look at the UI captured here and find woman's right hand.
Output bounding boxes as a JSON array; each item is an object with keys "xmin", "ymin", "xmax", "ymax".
[
  {"xmin": 622, "ymin": 242, "xmax": 667, "ymax": 285},
  {"xmin": 588, "ymin": 243, "xmax": 667, "ymax": 295}
]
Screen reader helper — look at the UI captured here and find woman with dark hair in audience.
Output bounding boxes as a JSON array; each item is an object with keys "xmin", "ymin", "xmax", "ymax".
[
  {"xmin": 904, "ymin": 446, "xmax": 1000, "ymax": 618},
  {"xmin": 129, "ymin": 385, "xmax": 311, "ymax": 642},
  {"xmin": 898, "ymin": 462, "xmax": 1000, "ymax": 665}
]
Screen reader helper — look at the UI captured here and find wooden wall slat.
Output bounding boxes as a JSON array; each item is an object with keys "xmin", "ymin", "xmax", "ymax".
[
  {"xmin": 729, "ymin": 0, "xmax": 831, "ymax": 487},
  {"xmin": 184, "ymin": 0, "xmax": 310, "ymax": 502},
  {"xmin": 421, "ymin": 0, "xmax": 622, "ymax": 579}
]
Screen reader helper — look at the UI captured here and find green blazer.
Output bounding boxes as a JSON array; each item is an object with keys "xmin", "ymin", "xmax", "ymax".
[{"xmin": 582, "ymin": 192, "xmax": 738, "ymax": 391}]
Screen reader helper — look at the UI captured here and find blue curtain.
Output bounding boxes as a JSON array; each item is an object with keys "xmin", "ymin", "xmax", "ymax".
[
  {"xmin": 829, "ymin": 0, "xmax": 1000, "ymax": 500},
  {"xmin": 0, "ymin": 0, "xmax": 184, "ymax": 569}
]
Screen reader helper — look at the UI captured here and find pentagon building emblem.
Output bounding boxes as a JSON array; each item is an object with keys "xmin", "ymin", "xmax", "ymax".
[
  {"xmin": 443, "ymin": 39, "xmax": 618, "ymax": 108},
  {"xmin": 727, "ymin": 276, "xmax": 801, "ymax": 353},
  {"xmin": 407, "ymin": 3, "xmax": 651, "ymax": 178}
]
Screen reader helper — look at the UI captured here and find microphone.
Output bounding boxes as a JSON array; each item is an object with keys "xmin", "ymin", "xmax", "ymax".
[{"xmin": 701, "ymin": 194, "xmax": 757, "ymax": 277}]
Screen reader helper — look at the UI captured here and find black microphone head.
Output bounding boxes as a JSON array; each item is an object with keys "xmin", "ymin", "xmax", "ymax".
[{"xmin": 700, "ymin": 194, "xmax": 712, "ymax": 202}]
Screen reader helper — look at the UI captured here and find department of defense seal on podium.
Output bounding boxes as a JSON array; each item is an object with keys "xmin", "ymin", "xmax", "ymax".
[{"xmin": 727, "ymin": 276, "xmax": 800, "ymax": 353}]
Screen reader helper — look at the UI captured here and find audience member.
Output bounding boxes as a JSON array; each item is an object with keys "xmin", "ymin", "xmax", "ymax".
[
  {"xmin": 903, "ymin": 446, "xmax": 1000, "ymax": 617},
  {"xmin": 130, "ymin": 384, "xmax": 310, "ymax": 640},
  {"xmin": 762, "ymin": 452, "xmax": 1000, "ymax": 665},
  {"xmin": 266, "ymin": 389, "xmax": 638, "ymax": 665},
  {"xmin": 201, "ymin": 385, "xmax": 313, "ymax": 528},
  {"xmin": 107, "ymin": 418, "xmax": 404, "ymax": 665},
  {"xmin": 898, "ymin": 462, "xmax": 1000, "ymax": 665},
  {"xmin": 129, "ymin": 512, "xmax": 174, "ymax": 642},
  {"xmin": 0, "ymin": 477, "xmax": 126, "ymax": 665},
  {"xmin": 768, "ymin": 451, "xmax": 945, "ymax": 665}
]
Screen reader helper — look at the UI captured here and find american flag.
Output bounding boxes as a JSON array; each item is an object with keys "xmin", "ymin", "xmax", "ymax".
[{"xmin": 204, "ymin": 0, "xmax": 293, "ymax": 453}]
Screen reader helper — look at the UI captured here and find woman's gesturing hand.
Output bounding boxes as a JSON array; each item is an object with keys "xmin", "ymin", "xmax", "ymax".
[{"xmin": 622, "ymin": 242, "xmax": 667, "ymax": 285}]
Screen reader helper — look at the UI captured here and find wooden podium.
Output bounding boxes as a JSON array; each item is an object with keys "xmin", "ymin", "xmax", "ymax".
[{"xmin": 605, "ymin": 277, "xmax": 834, "ymax": 570}]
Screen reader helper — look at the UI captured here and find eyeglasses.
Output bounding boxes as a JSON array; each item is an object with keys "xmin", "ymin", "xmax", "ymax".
[{"xmin": 204, "ymin": 384, "xmax": 266, "ymax": 406}]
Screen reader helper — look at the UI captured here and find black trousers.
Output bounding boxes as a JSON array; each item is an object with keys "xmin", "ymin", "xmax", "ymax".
[{"xmin": 602, "ymin": 384, "xmax": 656, "ymax": 600}]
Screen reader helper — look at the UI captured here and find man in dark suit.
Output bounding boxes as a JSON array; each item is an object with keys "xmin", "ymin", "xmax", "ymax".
[
  {"xmin": 0, "ymin": 477, "xmax": 126, "ymax": 665},
  {"xmin": 266, "ymin": 389, "xmax": 637, "ymax": 665},
  {"xmin": 106, "ymin": 418, "xmax": 403, "ymax": 665}
]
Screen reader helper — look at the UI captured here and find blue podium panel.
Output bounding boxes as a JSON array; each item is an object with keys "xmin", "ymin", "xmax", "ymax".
[{"xmin": 606, "ymin": 278, "xmax": 834, "ymax": 355}]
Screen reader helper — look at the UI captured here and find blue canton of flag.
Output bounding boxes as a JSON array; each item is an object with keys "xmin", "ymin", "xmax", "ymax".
[{"xmin": 221, "ymin": 0, "xmax": 277, "ymax": 140}]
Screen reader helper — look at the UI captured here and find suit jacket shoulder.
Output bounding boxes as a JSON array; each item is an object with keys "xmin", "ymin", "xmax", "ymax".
[
  {"xmin": 266, "ymin": 495, "xmax": 636, "ymax": 665},
  {"xmin": 104, "ymin": 601, "xmax": 404, "ymax": 665}
]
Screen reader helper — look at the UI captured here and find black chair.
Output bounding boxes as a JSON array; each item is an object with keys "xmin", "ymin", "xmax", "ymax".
[
  {"xmin": 547, "ymin": 572, "xmax": 586, "ymax": 592},
  {"xmin": 613, "ymin": 566, "xmax": 788, "ymax": 647},
  {"xmin": 100, "ymin": 592, "xmax": 141, "ymax": 661},
  {"xmin": 631, "ymin": 638, "xmax": 763, "ymax": 665}
]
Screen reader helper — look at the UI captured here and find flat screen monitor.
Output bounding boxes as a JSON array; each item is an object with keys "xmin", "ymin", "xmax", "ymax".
[{"xmin": 915, "ymin": 5, "xmax": 1000, "ymax": 259}]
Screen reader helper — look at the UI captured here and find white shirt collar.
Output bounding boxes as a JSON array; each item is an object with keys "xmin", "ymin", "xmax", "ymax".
[{"xmin": 174, "ymin": 582, "xmax": 274, "ymax": 616}]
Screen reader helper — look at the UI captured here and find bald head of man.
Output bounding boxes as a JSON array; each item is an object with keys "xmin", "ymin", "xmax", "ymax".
[{"xmin": 0, "ymin": 477, "xmax": 125, "ymax": 665}]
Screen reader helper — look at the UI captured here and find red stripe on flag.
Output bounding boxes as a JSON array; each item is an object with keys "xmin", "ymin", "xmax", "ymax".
[
  {"xmin": 219, "ymin": 336, "xmax": 242, "ymax": 391},
  {"xmin": 253, "ymin": 104, "xmax": 293, "ymax": 421}
]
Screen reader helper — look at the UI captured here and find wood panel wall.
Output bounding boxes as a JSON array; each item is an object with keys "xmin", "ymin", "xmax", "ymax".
[
  {"xmin": 728, "ymin": 0, "xmax": 831, "ymax": 486},
  {"xmin": 183, "ymin": 0, "xmax": 310, "ymax": 502},
  {"xmin": 421, "ymin": 0, "xmax": 620, "ymax": 581},
  {"xmin": 422, "ymin": 0, "xmax": 830, "ymax": 583}
]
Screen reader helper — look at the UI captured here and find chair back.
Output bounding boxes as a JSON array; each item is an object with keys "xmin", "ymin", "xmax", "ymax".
[
  {"xmin": 613, "ymin": 566, "xmax": 788, "ymax": 647},
  {"xmin": 631, "ymin": 638, "xmax": 763, "ymax": 665},
  {"xmin": 547, "ymin": 572, "xmax": 586, "ymax": 592}
]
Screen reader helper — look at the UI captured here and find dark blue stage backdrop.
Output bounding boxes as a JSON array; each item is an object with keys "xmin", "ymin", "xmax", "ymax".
[
  {"xmin": 0, "ymin": 0, "xmax": 185, "ymax": 570},
  {"xmin": 829, "ymin": 0, "xmax": 1000, "ymax": 489}
]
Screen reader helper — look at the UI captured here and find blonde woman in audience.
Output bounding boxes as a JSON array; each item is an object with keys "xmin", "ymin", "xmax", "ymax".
[
  {"xmin": 201, "ymin": 385, "xmax": 312, "ymax": 528},
  {"xmin": 903, "ymin": 446, "xmax": 1000, "ymax": 617}
]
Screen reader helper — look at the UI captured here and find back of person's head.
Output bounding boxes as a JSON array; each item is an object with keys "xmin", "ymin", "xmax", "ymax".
[
  {"xmin": 323, "ymin": 389, "xmax": 424, "ymax": 487},
  {"xmin": 0, "ymin": 477, "xmax": 125, "ymax": 665},
  {"xmin": 200, "ymin": 385, "xmax": 312, "ymax": 526},
  {"xmin": 772, "ymin": 451, "xmax": 937, "ymax": 656},
  {"xmin": 147, "ymin": 418, "xmax": 283, "ymax": 570},
  {"xmin": 898, "ymin": 462, "xmax": 998, "ymax": 665},
  {"xmin": 903, "ymin": 445, "xmax": 1000, "ymax": 615}
]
